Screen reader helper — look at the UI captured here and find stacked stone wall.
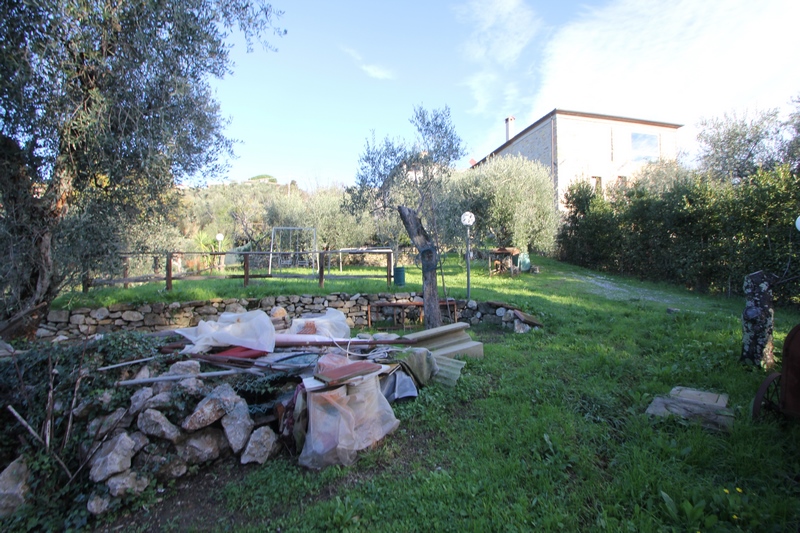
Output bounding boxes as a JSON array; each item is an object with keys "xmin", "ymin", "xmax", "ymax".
[{"xmin": 37, "ymin": 293, "xmax": 528, "ymax": 341}]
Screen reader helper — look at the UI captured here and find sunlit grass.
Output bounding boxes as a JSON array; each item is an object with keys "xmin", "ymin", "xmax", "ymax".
[
  {"xmin": 193, "ymin": 256, "xmax": 800, "ymax": 531},
  {"xmin": 48, "ymin": 254, "xmax": 800, "ymax": 530}
]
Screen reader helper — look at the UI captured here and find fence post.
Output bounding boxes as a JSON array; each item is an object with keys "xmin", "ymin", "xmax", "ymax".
[
  {"xmin": 318, "ymin": 251, "xmax": 325, "ymax": 288},
  {"xmin": 166, "ymin": 252, "xmax": 173, "ymax": 291},
  {"xmin": 123, "ymin": 256, "xmax": 130, "ymax": 289},
  {"xmin": 243, "ymin": 253, "xmax": 250, "ymax": 287},
  {"xmin": 386, "ymin": 250, "xmax": 393, "ymax": 287}
]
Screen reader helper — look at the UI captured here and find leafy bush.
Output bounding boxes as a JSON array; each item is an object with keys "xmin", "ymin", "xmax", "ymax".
[
  {"xmin": 557, "ymin": 165, "xmax": 800, "ymax": 302},
  {"xmin": 0, "ymin": 332, "xmax": 170, "ymax": 531}
]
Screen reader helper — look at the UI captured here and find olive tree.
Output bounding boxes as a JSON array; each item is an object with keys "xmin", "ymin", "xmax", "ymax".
[
  {"xmin": 697, "ymin": 109, "xmax": 782, "ymax": 181},
  {"xmin": 344, "ymin": 106, "xmax": 465, "ymax": 328},
  {"xmin": 0, "ymin": 0, "xmax": 284, "ymax": 334},
  {"xmin": 343, "ymin": 106, "xmax": 466, "ymax": 258},
  {"xmin": 445, "ymin": 155, "xmax": 558, "ymax": 254}
]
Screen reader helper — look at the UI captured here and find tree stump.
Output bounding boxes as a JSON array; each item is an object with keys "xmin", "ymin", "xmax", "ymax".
[{"xmin": 741, "ymin": 270, "xmax": 778, "ymax": 369}]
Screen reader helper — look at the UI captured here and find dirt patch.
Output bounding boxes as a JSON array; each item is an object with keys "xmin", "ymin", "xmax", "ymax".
[
  {"xmin": 95, "ymin": 458, "xmax": 257, "ymax": 532},
  {"xmin": 95, "ymin": 423, "xmax": 440, "ymax": 532}
]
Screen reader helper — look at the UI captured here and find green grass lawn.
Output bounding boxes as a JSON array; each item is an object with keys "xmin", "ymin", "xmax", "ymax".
[
  {"xmin": 59, "ymin": 257, "xmax": 800, "ymax": 531},
  {"xmin": 37, "ymin": 258, "xmax": 800, "ymax": 532}
]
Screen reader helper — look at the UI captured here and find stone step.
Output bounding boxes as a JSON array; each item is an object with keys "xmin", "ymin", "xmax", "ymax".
[
  {"xmin": 400, "ymin": 321, "xmax": 471, "ymax": 343},
  {"xmin": 431, "ymin": 340, "xmax": 484, "ymax": 359},
  {"xmin": 413, "ymin": 331, "xmax": 472, "ymax": 352},
  {"xmin": 402, "ymin": 323, "xmax": 474, "ymax": 351}
]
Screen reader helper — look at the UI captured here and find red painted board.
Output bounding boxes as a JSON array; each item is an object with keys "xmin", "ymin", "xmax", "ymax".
[{"xmin": 314, "ymin": 361, "xmax": 382, "ymax": 384}]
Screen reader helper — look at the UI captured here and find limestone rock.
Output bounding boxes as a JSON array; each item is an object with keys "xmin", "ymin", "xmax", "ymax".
[
  {"xmin": 144, "ymin": 391, "xmax": 173, "ymax": 410},
  {"xmin": 89, "ymin": 432, "xmax": 136, "ymax": 482},
  {"xmin": 269, "ymin": 306, "xmax": 287, "ymax": 319},
  {"xmin": 166, "ymin": 360, "xmax": 201, "ymax": 376},
  {"xmin": 153, "ymin": 380, "xmax": 174, "ymax": 395},
  {"xmin": 137, "ymin": 409, "xmax": 182, "ymax": 444},
  {"xmin": 121, "ymin": 310, "xmax": 144, "ymax": 322},
  {"xmin": 128, "ymin": 387, "xmax": 154, "ymax": 416},
  {"xmin": 514, "ymin": 320, "xmax": 532, "ymax": 334},
  {"xmin": 35, "ymin": 328, "xmax": 55, "ymax": 338},
  {"xmin": 106, "ymin": 470, "xmax": 150, "ymax": 497},
  {"xmin": 0, "ymin": 457, "xmax": 29, "ymax": 518},
  {"xmin": 221, "ymin": 399, "xmax": 254, "ymax": 454},
  {"xmin": 241, "ymin": 426, "xmax": 278, "ymax": 465},
  {"xmin": 47, "ymin": 309, "xmax": 70, "ymax": 323},
  {"xmin": 134, "ymin": 365, "xmax": 151, "ymax": 381},
  {"xmin": 144, "ymin": 313, "xmax": 168, "ymax": 326},
  {"xmin": 88, "ymin": 407, "xmax": 130, "ymax": 440},
  {"xmin": 225, "ymin": 303, "xmax": 247, "ymax": 313},
  {"xmin": 176, "ymin": 427, "xmax": 228, "ymax": 465},
  {"xmin": 87, "ymin": 494, "xmax": 111, "ymax": 516},
  {"xmin": 129, "ymin": 431, "xmax": 150, "ymax": 454},
  {"xmin": 91, "ymin": 307, "xmax": 110, "ymax": 320},
  {"xmin": 181, "ymin": 384, "xmax": 238, "ymax": 431},
  {"xmin": 133, "ymin": 444, "xmax": 188, "ymax": 481},
  {"xmin": 175, "ymin": 377, "xmax": 205, "ymax": 396}
]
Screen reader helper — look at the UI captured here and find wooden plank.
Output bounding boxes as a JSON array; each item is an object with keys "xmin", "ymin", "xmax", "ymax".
[{"xmin": 314, "ymin": 361, "xmax": 382, "ymax": 385}]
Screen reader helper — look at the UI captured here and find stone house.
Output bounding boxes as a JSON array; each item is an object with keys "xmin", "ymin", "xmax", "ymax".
[{"xmin": 474, "ymin": 109, "xmax": 682, "ymax": 210}]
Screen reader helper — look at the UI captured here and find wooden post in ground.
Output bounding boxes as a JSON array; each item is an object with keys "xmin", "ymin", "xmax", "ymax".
[
  {"xmin": 166, "ymin": 253, "xmax": 173, "ymax": 291},
  {"xmin": 386, "ymin": 250, "xmax": 392, "ymax": 287},
  {"xmin": 398, "ymin": 205, "xmax": 441, "ymax": 329},
  {"xmin": 123, "ymin": 256, "xmax": 130, "ymax": 289},
  {"xmin": 318, "ymin": 251, "xmax": 325, "ymax": 288},
  {"xmin": 243, "ymin": 253, "xmax": 250, "ymax": 287}
]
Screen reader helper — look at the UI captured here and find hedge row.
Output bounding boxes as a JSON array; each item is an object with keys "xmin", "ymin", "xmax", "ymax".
[{"xmin": 557, "ymin": 166, "xmax": 800, "ymax": 303}]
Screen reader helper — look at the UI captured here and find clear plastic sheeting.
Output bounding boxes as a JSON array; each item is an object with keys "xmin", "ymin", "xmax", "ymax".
[
  {"xmin": 175, "ymin": 310, "xmax": 276, "ymax": 354},
  {"xmin": 298, "ymin": 371, "xmax": 399, "ymax": 469},
  {"xmin": 346, "ymin": 374, "xmax": 400, "ymax": 450},
  {"xmin": 287, "ymin": 308, "xmax": 350, "ymax": 339},
  {"xmin": 298, "ymin": 387, "xmax": 357, "ymax": 469}
]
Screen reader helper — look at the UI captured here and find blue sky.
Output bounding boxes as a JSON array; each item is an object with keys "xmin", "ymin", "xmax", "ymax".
[{"xmin": 211, "ymin": 0, "xmax": 800, "ymax": 190}]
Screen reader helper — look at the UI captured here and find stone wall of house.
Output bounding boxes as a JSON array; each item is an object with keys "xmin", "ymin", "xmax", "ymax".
[{"xmin": 36, "ymin": 293, "xmax": 528, "ymax": 341}]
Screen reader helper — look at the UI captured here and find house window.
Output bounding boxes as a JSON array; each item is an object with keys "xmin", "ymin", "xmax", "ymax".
[{"xmin": 631, "ymin": 133, "xmax": 659, "ymax": 162}]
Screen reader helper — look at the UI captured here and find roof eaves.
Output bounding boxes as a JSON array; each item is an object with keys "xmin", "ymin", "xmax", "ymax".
[{"xmin": 472, "ymin": 108, "xmax": 683, "ymax": 168}]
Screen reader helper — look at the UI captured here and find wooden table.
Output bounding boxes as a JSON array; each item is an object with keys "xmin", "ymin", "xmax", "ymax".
[
  {"xmin": 489, "ymin": 247, "xmax": 521, "ymax": 277},
  {"xmin": 368, "ymin": 298, "xmax": 458, "ymax": 329}
]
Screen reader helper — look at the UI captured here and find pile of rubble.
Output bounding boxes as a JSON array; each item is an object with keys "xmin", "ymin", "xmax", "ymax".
[{"xmin": 0, "ymin": 306, "xmax": 504, "ymax": 518}]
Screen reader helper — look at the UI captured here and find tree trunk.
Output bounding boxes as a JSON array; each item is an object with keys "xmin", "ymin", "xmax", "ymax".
[
  {"xmin": 741, "ymin": 270, "xmax": 778, "ymax": 368},
  {"xmin": 397, "ymin": 206, "xmax": 441, "ymax": 329},
  {"xmin": 0, "ymin": 136, "xmax": 65, "ymax": 339}
]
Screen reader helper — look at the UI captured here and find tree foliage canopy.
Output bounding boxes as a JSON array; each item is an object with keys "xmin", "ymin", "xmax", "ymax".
[
  {"xmin": 343, "ymin": 106, "xmax": 465, "ymax": 254},
  {"xmin": 0, "ymin": 0, "xmax": 284, "ymax": 330},
  {"xmin": 443, "ymin": 155, "xmax": 558, "ymax": 254},
  {"xmin": 697, "ymin": 109, "xmax": 783, "ymax": 181}
]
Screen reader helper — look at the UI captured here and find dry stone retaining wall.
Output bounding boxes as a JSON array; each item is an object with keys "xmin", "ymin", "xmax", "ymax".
[{"xmin": 37, "ymin": 293, "xmax": 526, "ymax": 341}]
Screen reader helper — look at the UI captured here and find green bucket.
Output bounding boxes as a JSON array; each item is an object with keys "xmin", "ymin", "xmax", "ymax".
[{"xmin": 393, "ymin": 266, "xmax": 406, "ymax": 286}]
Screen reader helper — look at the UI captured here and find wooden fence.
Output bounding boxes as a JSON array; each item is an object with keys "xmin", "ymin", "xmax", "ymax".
[{"xmin": 90, "ymin": 248, "xmax": 395, "ymax": 291}]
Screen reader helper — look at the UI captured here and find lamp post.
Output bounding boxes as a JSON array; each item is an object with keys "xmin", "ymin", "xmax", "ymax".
[
  {"xmin": 461, "ymin": 212, "xmax": 475, "ymax": 300},
  {"xmin": 215, "ymin": 233, "xmax": 224, "ymax": 270}
]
